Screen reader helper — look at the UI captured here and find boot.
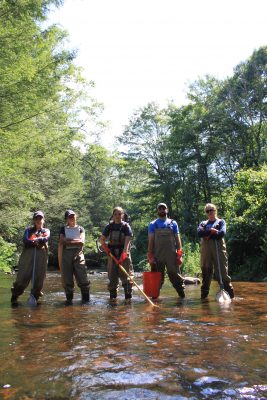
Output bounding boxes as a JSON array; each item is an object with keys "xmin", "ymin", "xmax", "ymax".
[
  {"xmin": 65, "ymin": 293, "xmax": 73, "ymax": 306},
  {"xmin": 224, "ymin": 283, "xmax": 235, "ymax": 299},
  {"xmin": 81, "ymin": 291, "xmax": 90, "ymax": 304},
  {"xmin": 11, "ymin": 294, "xmax": 18, "ymax": 305},
  {"xmin": 176, "ymin": 286, "xmax": 185, "ymax": 298},
  {"xmin": 11, "ymin": 288, "xmax": 18, "ymax": 305},
  {"xmin": 201, "ymin": 289, "xmax": 209, "ymax": 299},
  {"xmin": 109, "ymin": 289, "xmax": 117, "ymax": 299},
  {"xmin": 123, "ymin": 284, "xmax": 132, "ymax": 300},
  {"xmin": 201, "ymin": 284, "xmax": 209, "ymax": 299}
]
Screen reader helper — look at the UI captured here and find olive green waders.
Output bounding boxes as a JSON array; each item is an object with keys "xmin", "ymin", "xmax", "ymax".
[
  {"xmin": 200, "ymin": 238, "xmax": 234, "ymax": 298},
  {"xmin": 11, "ymin": 246, "xmax": 48, "ymax": 302},
  {"xmin": 61, "ymin": 247, "xmax": 90, "ymax": 303},
  {"xmin": 107, "ymin": 229, "xmax": 134, "ymax": 299},
  {"xmin": 153, "ymin": 228, "xmax": 185, "ymax": 297},
  {"xmin": 107, "ymin": 254, "xmax": 134, "ymax": 299}
]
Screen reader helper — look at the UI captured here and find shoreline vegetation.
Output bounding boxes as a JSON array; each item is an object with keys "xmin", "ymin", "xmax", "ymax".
[{"xmin": 0, "ymin": 2, "xmax": 266, "ymax": 283}]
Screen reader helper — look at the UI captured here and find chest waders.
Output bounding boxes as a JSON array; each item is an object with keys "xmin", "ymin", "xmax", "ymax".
[
  {"xmin": 200, "ymin": 237, "xmax": 234, "ymax": 299},
  {"xmin": 107, "ymin": 227, "xmax": 134, "ymax": 300},
  {"xmin": 62, "ymin": 227, "xmax": 90, "ymax": 304},
  {"xmin": 154, "ymin": 226, "xmax": 185, "ymax": 297},
  {"xmin": 11, "ymin": 245, "xmax": 48, "ymax": 304}
]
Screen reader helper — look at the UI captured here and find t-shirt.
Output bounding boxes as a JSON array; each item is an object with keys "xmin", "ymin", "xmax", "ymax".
[
  {"xmin": 60, "ymin": 225, "xmax": 85, "ymax": 236},
  {"xmin": 148, "ymin": 218, "xmax": 179, "ymax": 235},
  {"xmin": 197, "ymin": 218, "xmax": 226, "ymax": 239},
  {"xmin": 102, "ymin": 222, "xmax": 132, "ymax": 238}
]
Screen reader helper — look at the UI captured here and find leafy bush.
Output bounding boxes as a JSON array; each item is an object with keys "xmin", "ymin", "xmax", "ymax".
[
  {"xmin": 181, "ymin": 240, "xmax": 201, "ymax": 277},
  {"xmin": 0, "ymin": 237, "xmax": 17, "ymax": 273},
  {"xmin": 224, "ymin": 166, "xmax": 267, "ymax": 279}
]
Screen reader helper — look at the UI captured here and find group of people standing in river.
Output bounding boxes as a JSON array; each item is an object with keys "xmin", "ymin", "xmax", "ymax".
[{"xmin": 10, "ymin": 202, "xmax": 234, "ymax": 306}]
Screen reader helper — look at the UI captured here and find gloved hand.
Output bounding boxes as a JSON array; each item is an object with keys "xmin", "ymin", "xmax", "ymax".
[
  {"xmin": 210, "ymin": 228, "xmax": 218, "ymax": 235},
  {"xmin": 119, "ymin": 251, "xmax": 128, "ymax": 264},
  {"xmin": 147, "ymin": 252, "xmax": 155, "ymax": 265},
  {"xmin": 101, "ymin": 242, "xmax": 110, "ymax": 255},
  {"xmin": 176, "ymin": 249, "xmax": 183, "ymax": 266}
]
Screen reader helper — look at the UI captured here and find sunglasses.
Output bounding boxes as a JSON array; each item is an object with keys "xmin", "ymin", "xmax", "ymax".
[{"xmin": 206, "ymin": 209, "xmax": 215, "ymax": 213}]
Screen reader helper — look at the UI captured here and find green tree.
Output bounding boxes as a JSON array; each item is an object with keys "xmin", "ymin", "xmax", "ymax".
[{"xmin": 224, "ymin": 165, "xmax": 267, "ymax": 279}]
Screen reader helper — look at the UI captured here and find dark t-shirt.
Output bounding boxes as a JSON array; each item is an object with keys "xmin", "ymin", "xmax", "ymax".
[{"xmin": 102, "ymin": 222, "xmax": 132, "ymax": 238}]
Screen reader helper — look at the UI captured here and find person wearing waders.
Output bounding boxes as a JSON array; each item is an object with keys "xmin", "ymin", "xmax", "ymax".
[
  {"xmin": 11, "ymin": 211, "xmax": 50, "ymax": 305},
  {"xmin": 99, "ymin": 207, "xmax": 134, "ymax": 301},
  {"xmin": 147, "ymin": 203, "xmax": 185, "ymax": 298},
  {"xmin": 197, "ymin": 203, "xmax": 234, "ymax": 299},
  {"xmin": 58, "ymin": 210, "xmax": 90, "ymax": 305}
]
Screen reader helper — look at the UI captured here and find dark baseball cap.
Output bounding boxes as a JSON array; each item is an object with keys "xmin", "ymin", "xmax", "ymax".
[
  {"xmin": 65, "ymin": 209, "xmax": 76, "ymax": 218},
  {"xmin": 157, "ymin": 202, "xmax": 168, "ymax": 209},
  {"xmin": 33, "ymin": 210, "xmax": 44, "ymax": 219}
]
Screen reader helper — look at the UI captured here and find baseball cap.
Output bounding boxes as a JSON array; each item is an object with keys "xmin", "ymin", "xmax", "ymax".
[
  {"xmin": 65, "ymin": 209, "xmax": 76, "ymax": 218},
  {"xmin": 157, "ymin": 202, "xmax": 168, "ymax": 209},
  {"xmin": 33, "ymin": 210, "xmax": 44, "ymax": 219}
]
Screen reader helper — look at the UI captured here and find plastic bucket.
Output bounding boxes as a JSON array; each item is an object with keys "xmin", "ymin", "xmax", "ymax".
[{"xmin": 143, "ymin": 271, "xmax": 162, "ymax": 299}]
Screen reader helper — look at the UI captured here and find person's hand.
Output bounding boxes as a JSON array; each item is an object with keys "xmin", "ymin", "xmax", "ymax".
[
  {"xmin": 147, "ymin": 252, "xmax": 155, "ymax": 266},
  {"xmin": 101, "ymin": 242, "xmax": 110, "ymax": 255},
  {"xmin": 176, "ymin": 249, "xmax": 183, "ymax": 266},
  {"xmin": 210, "ymin": 228, "xmax": 218, "ymax": 235},
  {"xmin": 119, "ymin": 251, "xmax": 128, "ymax": 264}
]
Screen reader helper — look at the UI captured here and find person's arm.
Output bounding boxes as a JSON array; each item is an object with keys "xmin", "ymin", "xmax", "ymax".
[
  {"xmin": 118, "ymin": 235, "xmax": 132, "ymax": 263},
  {"xmin": 37, "ymin": 228, "xmax": 50, "ymax": 245},
  {"xmin": 210, "ymin": 219, "xmax": 226, "ymax": 239},
  {"xmin": 175, "ymin": 233, "xmax": 182, "ymax": 250},
  {"xmin": 58, "ymin": 233, "xmax": 65, "ymax": 271},
  {"xmin": 99, "ymin": 234, "xmax": 107, "ymax": 246},
  {"xmin": 197, "ymin": 221, "xmax": 207, "ymax": 238},
  {"xmin": 147, "ymin": 233, "xmax": 156, "ymax": 266},
  {"xmin": 174, "ymin": 233, "xmax": 183, "ymax": 265},
  {"xmin": 123, "ymin": 236, "xmax": 131, "ymax": 253}
]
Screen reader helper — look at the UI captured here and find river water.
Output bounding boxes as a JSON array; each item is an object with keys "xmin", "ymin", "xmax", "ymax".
[{"xmin": 0, "ymin": 272, "xmax": 266, "ymax": 400}]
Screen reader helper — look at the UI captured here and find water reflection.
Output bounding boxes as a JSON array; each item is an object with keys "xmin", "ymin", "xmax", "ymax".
[{"xmin": 0, "ymin": 272, "xmax": 266, "ymax": 399}]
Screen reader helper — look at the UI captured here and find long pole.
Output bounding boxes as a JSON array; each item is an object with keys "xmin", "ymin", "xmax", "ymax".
[{"xmin": 102, "ymin": 244, "xmax": 159, "ymax": 308}]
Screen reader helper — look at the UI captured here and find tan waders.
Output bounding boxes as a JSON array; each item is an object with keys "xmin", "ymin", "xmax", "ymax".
[
  {"xmin": 107, "ymin": 229, "xmax": 134, "ymax": 299},
  {"xmin": 61, "ymin": 247, "xmax": 90, "ymax": 304},
  {"xmin": 11, "ymin": 246, "xmax": 48, "ymax": 303},
  {"xmin": 107, "ymin": 253, "xmax": 134, "ymax": 299},
  {"xmin": 200, "ymin": 238, "xmax": 234, "ymax": 298},
  {"xmin": 153, "ymin": 228, "xmax": 185, "ymax": 297}
]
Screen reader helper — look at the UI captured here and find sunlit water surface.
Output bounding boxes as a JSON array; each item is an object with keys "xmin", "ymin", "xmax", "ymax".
[{"xmin": 0, "ymin": 272, "xmax": 266, "ymax": 400}]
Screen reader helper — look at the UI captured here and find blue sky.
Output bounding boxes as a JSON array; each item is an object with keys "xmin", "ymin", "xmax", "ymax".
[{"xmin": 48, "ymin": 0, "xmax": 267, "ymax": 147}]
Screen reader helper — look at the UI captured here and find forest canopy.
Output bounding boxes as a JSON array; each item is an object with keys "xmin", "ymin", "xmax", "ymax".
[{"xmin": 0, "ymin": 0, "xmax": 267, "ymax": 280}]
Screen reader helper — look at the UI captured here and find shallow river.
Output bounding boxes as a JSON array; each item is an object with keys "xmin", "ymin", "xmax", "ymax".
[{"xmin": 0, "ymin": 272, "xmax": 266, "ymax": 400}]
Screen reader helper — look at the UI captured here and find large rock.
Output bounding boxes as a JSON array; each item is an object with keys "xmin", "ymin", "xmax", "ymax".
[{"xmin": 184, "ymin": 277, "xmax": 200, "ymax": 285}]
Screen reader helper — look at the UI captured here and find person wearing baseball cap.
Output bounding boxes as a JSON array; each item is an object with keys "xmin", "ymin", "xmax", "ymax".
[
  {"xmin": 147, "ymin": 202, "xmax": 185, "ymax": 298},
  {"xmin": 11, "ymin": 210, "xmax": 50, "ymax": 305},
  {"xmin": 58, "ymin": 210, "xmax": 90, "ymax": 305}
]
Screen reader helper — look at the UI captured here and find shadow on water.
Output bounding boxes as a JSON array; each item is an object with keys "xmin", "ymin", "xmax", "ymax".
[{"xmin": 0, "ymin": 272, "xmax": 266, "ymax": 399}]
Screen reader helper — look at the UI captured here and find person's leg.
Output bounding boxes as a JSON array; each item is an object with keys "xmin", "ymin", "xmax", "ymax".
[
  {"xmin": 200, "ymin": 241, "xmax": 214, "ymax": 299},
  {"xmin": 62, "ymin": 250, "xmax": 75, "ymax": 304},
  {"xmin": 107, "ymin": 257, "xmax": 119, "ymax": 299},
  {"xmin": 11, "ymin": 248, "xmax": 34, "ymax": 303},
  {"xmin": 31, "ymin": 248, "xmax": 48, "ymax": 301},
  {"xmin": 119, "ymin": 255, "xmax": 134, "ymax": 299},
  {"xmin": 165, "ymin": 253, "xmax": 185, "ymax": 298},
  {"xmin": 73, "ymin": 251, "xmax": 90, "ymax": 303},
  {"xmin": 215, "ymin": 240, "xmax": 234, "ymax": 298}
]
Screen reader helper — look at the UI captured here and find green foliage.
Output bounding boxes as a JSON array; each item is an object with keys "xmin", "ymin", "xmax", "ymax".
[
  {"xmin": 181, "ymin": 241, "xmax": 201, "ymax": 277},
  {"xmin": 0, "ymin": 237, "xmax": 17, "ymax": 273},
  {"xmin": 0, "ymin": 2, "xmax": 266, "ymax": 281},
  {"xmin": 224, "ymin": 166, "xmax": 267, "ymax": 279}
]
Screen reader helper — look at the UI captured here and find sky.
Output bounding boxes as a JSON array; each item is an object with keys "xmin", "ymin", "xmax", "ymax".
[{"xmin": 48, "ymin": 0, "xmax": 267, "ymax": 148}]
